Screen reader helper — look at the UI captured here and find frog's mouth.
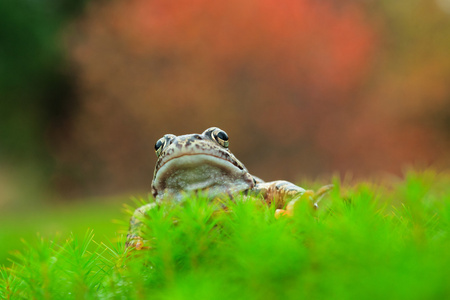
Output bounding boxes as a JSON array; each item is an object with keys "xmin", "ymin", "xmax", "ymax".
[{"xmin": 152, "ymin": 154, "xmax": 254, "ymax": 201}]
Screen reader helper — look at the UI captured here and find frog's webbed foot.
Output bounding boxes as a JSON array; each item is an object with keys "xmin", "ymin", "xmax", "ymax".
[
  {"xmin": 126, "ymin": 235, "xmax": 148, "ymax": 251},
  {"xmin": 275, "ymin": 184, "xmax": 333, "ymax": 218},
  {"xmin": 253, "ymin": 180, "xmax": 306, "ymax": 206},
  {"xmin": 126, "ymin": 203, "xmax": 157, "ymax": 250}
]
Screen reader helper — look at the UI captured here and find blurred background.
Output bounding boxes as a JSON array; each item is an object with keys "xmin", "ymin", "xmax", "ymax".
[{"xmin": 1, "ymin": 0, "xmax": 450, "ymax": 261}]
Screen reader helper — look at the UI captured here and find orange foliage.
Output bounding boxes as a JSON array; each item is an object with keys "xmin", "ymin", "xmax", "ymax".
[
  {"xmin": 116, "ymin": 0, "xmax": 373, "ymax": 92},
  {"xmin": 55, "ymin": 0, "xmax": 447, "ymax": 195}
]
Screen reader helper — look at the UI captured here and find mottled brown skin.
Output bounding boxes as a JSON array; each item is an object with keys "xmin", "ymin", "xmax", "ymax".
[{"xmin": 126, "ymin": 127, "xmax": 332, "ymax": 249}]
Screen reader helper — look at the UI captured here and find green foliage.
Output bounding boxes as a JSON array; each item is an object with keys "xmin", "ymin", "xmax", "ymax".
[
  {"xmin": 2, "ymin": 171, "xmax": 450, "ymax": 299},
  {"xmin": 0, "ymin": 197, "xmax": 125, "ymax": 266},
  {"xmin": 0, "ymin": 0, "xmax": 87, "ymax": 161}
]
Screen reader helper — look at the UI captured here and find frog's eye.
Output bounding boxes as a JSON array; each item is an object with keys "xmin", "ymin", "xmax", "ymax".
[
  {"xmin": 154, "ymin": 134, "xmax": 176, "ymax": 157},
  {"xmin": 212, "ymin": 129, "xmax": 229, "ymax": 148},
  {"xmin": 154, "ymin": 137, "xmax": 166, "ymax": 157}
]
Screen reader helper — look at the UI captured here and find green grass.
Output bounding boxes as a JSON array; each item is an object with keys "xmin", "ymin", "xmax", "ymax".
[
  {"xmin": 2, "ymin": 170, "xmax": 450, "ymax": 299},
  {"xmin": 0, "ymin": 196, "xmax": 127, "ymax": 266}
]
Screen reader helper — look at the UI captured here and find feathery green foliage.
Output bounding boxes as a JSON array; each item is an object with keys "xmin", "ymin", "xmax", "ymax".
[{"xmin": 2, "ymin": 170, "xmax": 450, "ymax": 299}]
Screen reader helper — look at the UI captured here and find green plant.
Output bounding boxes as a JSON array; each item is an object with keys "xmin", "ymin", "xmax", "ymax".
[{"xmin": 2, "ymin": 170, "xmax": 450, "ymax": 299}]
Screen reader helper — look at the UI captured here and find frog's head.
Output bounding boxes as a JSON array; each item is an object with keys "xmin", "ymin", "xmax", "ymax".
[{"xmin": 151, "ymin": 127, "xmax": 255, "ymax": 202}]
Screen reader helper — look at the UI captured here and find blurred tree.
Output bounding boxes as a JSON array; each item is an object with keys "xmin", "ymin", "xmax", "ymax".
[
  {"xmin": 338, "ymin": 0, "xmax": 450, "ymax": 171},
  {"xmin": 0, "ymin": 0, "xmax": 88, "ymax": 163},
  {"xmin": 0, "ymin": 0, "xmax": 90, "ymax": 206},
  {"xmin": 42, "ymin": 0, "xmax": 450, "ymax": 197},
  {"xmin": 371, "ymin": 0, "xmax": 450, "ymax": 134},
  {"xmin": 60, "ymin": 0, "xmax": 377, "ymax": 195}
]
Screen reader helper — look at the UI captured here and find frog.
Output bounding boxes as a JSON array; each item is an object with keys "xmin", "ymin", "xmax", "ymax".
[{"xmin": 126, "ymin": 127, "xmax": 332, "ymax": 249}]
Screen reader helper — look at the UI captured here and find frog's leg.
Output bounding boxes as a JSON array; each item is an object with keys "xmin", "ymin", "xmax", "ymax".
[
  {"xmin": 126, "ymin": 203, "xmax": 157, "ymax": 250},
  {"xmin": 274, "ymin": 184, "xmax": 333, "ymax": 217},
  {"xmin": 252, "ymin": 180, "xmax": 307, "ymax": 208},
  {"xmin": 252, "ymin": 180, "xmax": 333, "ymax": 216}
]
